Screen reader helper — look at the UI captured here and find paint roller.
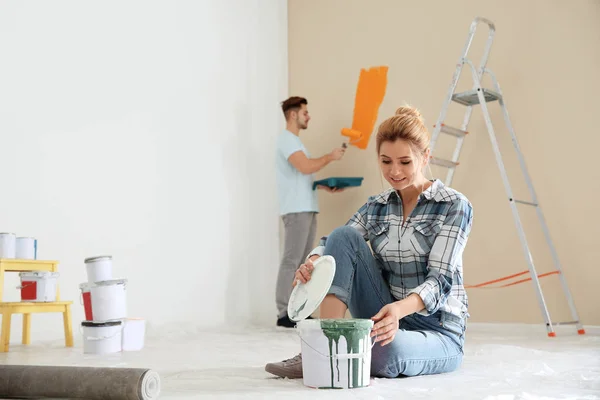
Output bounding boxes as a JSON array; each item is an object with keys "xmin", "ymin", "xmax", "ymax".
[
  {"xmin": 0, "ymin": 364, "xmax": 161, "ymax": 400},
  {"xmin": 341, "ymin": 65, "xmax": 389, "ymax": 150}
]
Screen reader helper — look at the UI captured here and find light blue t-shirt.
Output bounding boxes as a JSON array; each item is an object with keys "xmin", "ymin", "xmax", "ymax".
[{"xmin": 276, "ymin": 130, "xmax": 319, "ymax": 216}]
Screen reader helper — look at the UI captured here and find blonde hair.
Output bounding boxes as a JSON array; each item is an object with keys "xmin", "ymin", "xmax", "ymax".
[{"xmin": 375, "ymin": 106, "xmax": 430, "ymax": 158}]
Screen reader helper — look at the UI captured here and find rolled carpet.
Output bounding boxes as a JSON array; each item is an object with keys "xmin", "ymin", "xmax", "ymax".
[{"xmin": 0, "ymin": 365, "xmax": 160, "ymax": 399}]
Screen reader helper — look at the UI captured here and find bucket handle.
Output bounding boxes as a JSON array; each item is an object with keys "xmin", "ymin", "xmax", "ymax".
[
  {"xmin": 16, "ymin": 283, "xmax": 34, "ymax": 290},
  {"xmin": 332, "ymin": 353, "xmax": 365, "ymax": 360}
]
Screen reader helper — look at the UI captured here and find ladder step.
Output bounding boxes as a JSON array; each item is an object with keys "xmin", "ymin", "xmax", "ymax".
[
  {"xmin": 429, "ymin": 157, "xmax": 459, "ymax": 169},
  {"xmin": 551, "ymin": 320, "xmax": 580, "ymax": 326},
  {"xmin": 452, "ymin": 88, "xmax": 502, "ymax": 106},
  {"xmin": 513, "ymin": 199, "xmax": 539, "ymax": 207},
  {"xmin": 434, "ymin": 123, "xmax": 468, "ymax": 138}
]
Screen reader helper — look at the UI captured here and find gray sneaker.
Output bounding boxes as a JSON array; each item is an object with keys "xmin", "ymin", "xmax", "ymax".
[{"xmin": 265, "ymin": 353, "xmax": 303, "ymax": 379}]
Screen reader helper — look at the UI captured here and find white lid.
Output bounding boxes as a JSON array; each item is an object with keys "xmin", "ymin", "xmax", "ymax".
[
  {"xmin": 84, "ymin": 255, "xmax": 112, "ymax": 263},
  {"xmin": 19, "ymin": 271, "xmax": 59, "ymax": 278},
  {"xmin": 287, "ymin": 255, "xmax": 336, "ymax": 322},
  {"xmin": 95, "ymin": 278, "xmax": 127, "ymax": 286}
]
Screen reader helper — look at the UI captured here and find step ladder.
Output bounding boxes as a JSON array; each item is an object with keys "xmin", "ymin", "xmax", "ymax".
[{"xmin": 428, "ymin": 16, "xmax": 584, "ymax": 337}]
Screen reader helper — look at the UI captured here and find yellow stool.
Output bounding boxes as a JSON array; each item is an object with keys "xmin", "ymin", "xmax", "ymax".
[{"xmin": 0, "ymin": 301, "xmax": 74, "ymax": 352}]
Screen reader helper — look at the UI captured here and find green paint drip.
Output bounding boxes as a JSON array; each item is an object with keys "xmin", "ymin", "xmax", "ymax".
[
  {"xmin": 319, "ymin": 319, "xmax": 373, "ymax": 389},
  {"xmin": 335, "ymin": 338, "xmax": 340, "ymax": 381}
]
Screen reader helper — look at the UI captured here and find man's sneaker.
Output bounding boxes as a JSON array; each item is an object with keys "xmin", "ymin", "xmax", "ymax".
[
  {"xmin": 276, "ymin": 315, "xmax": 314, "ymax": 328},
  {"xmin": 276, "ymin": 315, "xmax": 296, "ymax": 328},
  {"xmin": 265, "ymin": 353, "xmax": 303, "ymax": 379}
]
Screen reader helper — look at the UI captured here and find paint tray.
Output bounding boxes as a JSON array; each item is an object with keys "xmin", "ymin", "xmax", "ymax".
[{"xmin": 312, "ymin": 177, "xmax": 364, "ymax": 190}]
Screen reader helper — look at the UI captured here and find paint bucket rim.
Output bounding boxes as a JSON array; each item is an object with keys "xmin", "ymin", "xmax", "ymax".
[
  {"xmin": 297, "ymin": 318, "xmax": 374, "ymax": 331},
  {"xmin": 93, "ymin": 278, "xmax": 127, "ymax": 286},
  {"xmin": 19, "ymin": 271, "xmax": 59, "ymax": 278},
  {"xmin": 82, "ymin": 320, "xmax": 123, "ymax": 327},
  {"xmin": 84, "ymin": 255, "xmax": 113, "ymax": 263}
]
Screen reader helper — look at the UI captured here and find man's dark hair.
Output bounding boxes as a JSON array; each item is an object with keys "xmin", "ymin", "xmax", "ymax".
[{"xmin": 281, "ymin": 96, "xmax": 307, "ymax": 120}]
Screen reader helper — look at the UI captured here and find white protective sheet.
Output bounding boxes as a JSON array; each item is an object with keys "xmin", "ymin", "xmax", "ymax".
[{"xmin": 0, "ymin": 322, "xmax": 598, "ymax": 399}]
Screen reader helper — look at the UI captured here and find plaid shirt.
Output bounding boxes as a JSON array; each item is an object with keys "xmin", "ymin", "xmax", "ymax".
[{"xmin": 312, "ymin": 179, "xmax": 473, "ymax": 321}]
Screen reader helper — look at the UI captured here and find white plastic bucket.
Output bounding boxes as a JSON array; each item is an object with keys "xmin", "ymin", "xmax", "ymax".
[
  {"xmin": 18, "ymin": 271, "xmax": 60, "ymax": 302},
  {"xmin": 89, "ymin": 279, "xmax": 127, "ymax": 321},
  {"xmin": 84, "ymin": 255, "xmax": 113, "ymax": 283},
  {"xmin": 122, "ymin": 318, "xmax": 145, "ymax": 351},
  {"xmin": 297, "ymin": 318, "xmax": 374, "ymax": 389},
  {"xmin": 16, "ymin": 237, "xmax": 37, "ymax": 259},
  {"xmin": 0, "ymin": 233, "xmax": 16, "ymax": 258},
  {"xmin": 82, "ymin": 320, "xmax": 123, "ymax": 354}
]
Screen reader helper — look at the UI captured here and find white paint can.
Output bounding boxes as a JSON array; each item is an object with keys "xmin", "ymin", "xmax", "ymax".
[
  {"xmin": 82, "ymin": 320, "xmax": 123, "ymax": 354},
  {"xmin": 122, "ymin": 318, "xmax": 145, "ymax": 351},
  {"xmin": 18, "ymin": 271, "xmax": 60, "ymax": 302},
  {"xmin": 0, "ymin": 233, "xmax": 16, "ymax": 258},
  {"xmin": 16, "ymin": 237, "xmax": 37, "ymax": 259},
  {"xmin": 297, "ymin": 318, "xmax": 374, "ymax": 389},
  {"xmin": 84, "ymin": 255, "xmax": 113, "ymax": 283},
  {"xmin": 89, "ymin": 279, "xmax": 127, "ymax": 321}
]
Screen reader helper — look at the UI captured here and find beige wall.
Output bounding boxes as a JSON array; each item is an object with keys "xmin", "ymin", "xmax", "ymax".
[{"xmin": 288, "ymin": 0, "xmax": 600, "ymax": 326}]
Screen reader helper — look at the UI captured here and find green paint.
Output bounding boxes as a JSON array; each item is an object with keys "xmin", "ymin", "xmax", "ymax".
[
  {"xmin": 319, "ymin": 319, "xmax": 373, "ymax": 389},
  {"xmin": 291, "ymin": 299, "xmax": 307, "ymax": 320}
]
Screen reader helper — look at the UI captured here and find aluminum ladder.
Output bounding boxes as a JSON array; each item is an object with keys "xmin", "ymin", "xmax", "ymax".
[{"xmin": 428, "ymin": 16, "xmax": 585, "ymax": 337}]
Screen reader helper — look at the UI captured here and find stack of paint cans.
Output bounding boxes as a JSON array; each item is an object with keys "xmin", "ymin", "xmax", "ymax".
[
  {"xmin": 0, "ymin": 233, "xmax": 38, "ymax": 259},
  {"xmin": 79, "ymin": 255, "xmax": 145, "ymax": 354}
]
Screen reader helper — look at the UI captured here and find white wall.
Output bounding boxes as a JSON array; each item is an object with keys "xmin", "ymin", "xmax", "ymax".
[{"xmin": 0, "ymin": 0, "xmax": 287, "ymax": 342}]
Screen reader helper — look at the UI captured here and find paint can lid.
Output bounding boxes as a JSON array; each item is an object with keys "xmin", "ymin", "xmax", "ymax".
[
  {"xmin": 19, "ymin": 271, "xmax": 59, "ymax": 278},
  {"xmin": 94, "ymin": 278, "xmax": 127, "ymax": 286},
  {"xmin": 84, "ymin": 255, "xmax": 112, "ymax": 263},
  {"xmin": 287, "ymin": 255, "xmax": 336, "ymax": 322},
  {"xmin": 81, "ymin": 320, "xmax": 122, "ymax": 327}
]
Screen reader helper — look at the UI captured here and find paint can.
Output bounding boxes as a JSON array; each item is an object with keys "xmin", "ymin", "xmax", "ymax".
[
  {"xmin": 0, "ymin": 233, "xmax": 16, "ymax": 258},
  {"xmin": 84, "ymin": 255, "xmax": 113, "ymax": 283},
  {"xmin": 82, "ymin": 320, "xmax": 123, "ymax": 354},
  {"xmin": 89, "ymin": 279, "xmax": 127, "ymax": 321},
  {"xmin": 16, "ymin": 237, "xmax": 37, "ymax": 260},
  {"xmin": 122, "ymin": 318, "xmax": 145, "ymax": 351},
  {"xmin": 79, "ymin": 283, "xmax": 93, "ymax": 320},
  {"xmin": 18, "ymin": 271, "xmax": 60, "ymax": 302},
  {"xmin": 297, "ymin": 318, "xmax": 374, "ymax": 389}
]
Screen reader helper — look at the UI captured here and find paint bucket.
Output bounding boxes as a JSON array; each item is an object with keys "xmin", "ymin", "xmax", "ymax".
[
  {"xmin": 122, "ymin": 318, "xmax": 145, "ymax": 351},
  {"xmin": 18, "ymin": 271, "xmax": 60, "ymax": 302},
  {"xmin": 0, "ymin": 233, "xmax": 16, "ymax": 258},
  {"xmin": 79, "ymin": 283, "xmax": 93, "ymax": 320},
  {"xmin": 84, "ymin": 255, "xmax": 113, "ymax": 283},
  {"xmin": 16, "ymin": 237, "xmax": 37, "ymax": 259},
  {"xmin": 296, "ymin": 318, "xmax": 374, "ymax": 389},
  {"xmin": 82, "ymin": 320, "xmax": 123, "ymax": 354},
  {"xmin": 89, "ymin": 279, "xmax": 127, "ymax": 321}
]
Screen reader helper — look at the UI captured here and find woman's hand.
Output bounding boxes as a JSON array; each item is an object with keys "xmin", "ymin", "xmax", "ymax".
[
  {"xmin": 371, "ymin": 302, "xmax": 403, "ymax": 346},
  {"xmin": 316, "ymin": 185, "xmax": 345, "ymax": 193},
  {"xmin": 292, "ymin": 255, "xmax": 320, "ymax": 287}
]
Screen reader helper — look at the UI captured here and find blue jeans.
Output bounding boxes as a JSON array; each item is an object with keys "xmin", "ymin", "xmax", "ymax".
[{"xmin": 323, "ymin": 226, "xmax": 466, "ymax": 378}]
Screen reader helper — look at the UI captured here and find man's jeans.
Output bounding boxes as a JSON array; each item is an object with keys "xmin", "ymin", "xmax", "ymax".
[{"xmin": 323, "ymin": 226, "xmax": 466, "ymax": 378}]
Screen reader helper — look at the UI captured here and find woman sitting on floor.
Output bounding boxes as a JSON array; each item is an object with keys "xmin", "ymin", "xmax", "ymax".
[{"xmin": 265, "ymin": 105, "xmax": 474, "ymax": 379}]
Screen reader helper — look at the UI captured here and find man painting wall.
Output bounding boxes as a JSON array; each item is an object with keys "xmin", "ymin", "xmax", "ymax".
[{"xmin": 274, "ymin": 96, "xmax": 346, "ymax": 328}]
